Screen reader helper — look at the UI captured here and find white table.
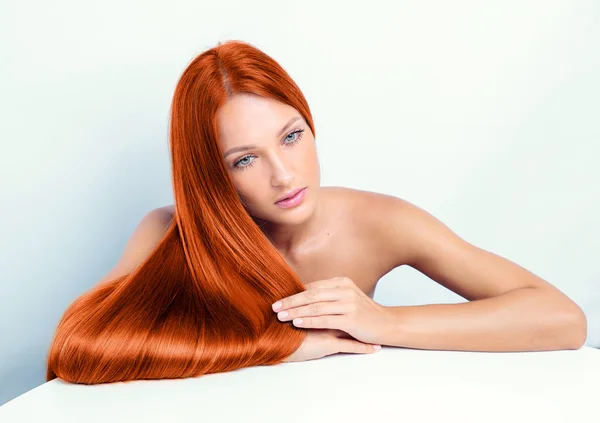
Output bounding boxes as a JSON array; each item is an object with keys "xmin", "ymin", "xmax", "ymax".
[{"xmin": 1, "ymin": 346, "xmax": 599, "ymax": 422}]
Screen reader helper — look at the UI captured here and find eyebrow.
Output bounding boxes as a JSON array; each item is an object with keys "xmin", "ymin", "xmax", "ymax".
[{"xmin": 223, "ymin": 116, "xmax": 303, "ymax": 158}]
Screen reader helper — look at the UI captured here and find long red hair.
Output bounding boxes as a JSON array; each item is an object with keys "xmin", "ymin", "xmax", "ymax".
[{"xmin": 46, "ymin": 40, "xmax": 312, "ymax": 384}]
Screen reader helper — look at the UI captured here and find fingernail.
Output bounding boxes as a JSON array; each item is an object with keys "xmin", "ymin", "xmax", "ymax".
[
  {"xmin": 272, "ymin": 301, "xmax": 282, "ymax": 311},
  {"xmin": 373, "ymin": 345, "xmax": 381, "ymax": 351}
]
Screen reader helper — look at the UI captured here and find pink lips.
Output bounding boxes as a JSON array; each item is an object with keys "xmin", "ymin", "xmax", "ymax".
[{"xmin": 275, "ymin": 187, "xmax": 307, "ymax": 209}]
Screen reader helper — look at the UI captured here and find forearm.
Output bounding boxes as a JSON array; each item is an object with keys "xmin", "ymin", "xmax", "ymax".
[{"xmin": 380, "ymin": 287, "xmax": 587, "ymax": 352}]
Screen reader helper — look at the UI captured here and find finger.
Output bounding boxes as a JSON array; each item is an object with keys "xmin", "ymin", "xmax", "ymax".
[
  {"xmin": 294, "ymin": 314, "xmax": 345, "ymax": 330},
  {"xmin": 321, "ymin": 329, "xmax": 352, "ymax": 339},
  {"xmin": 278, "ymin": 301, "xmax": 351, "ymax": 322},
  {"xmin": 324, "ymin": 329, "xmax": 356, "ymax": 340},
  {"xmin": 333, "ymin": 330, "xmax": 354, "ymax": 339},
  {"xmin": 336, "ymin": 338, "xmax": 381, "ymax": 354},
  {"xmin": 275, "ymin": 287, "xmax": 345, "ymax": 312}
]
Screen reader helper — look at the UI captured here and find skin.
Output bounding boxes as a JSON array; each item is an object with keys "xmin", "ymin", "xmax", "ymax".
[
  {"xmin": 162, "ymin": 92, "xmax": 387, "ymax": 298},
  {"xmin": 216, "ymin": 93, "xmax": 326, "ymax": 258},
  {"xmin": 159, "ymin": 186, "xmax": 384, "ymax": 299},
  {"xmin": 154, "ymin": 92, "xmax": 587, "ymax": 351}
]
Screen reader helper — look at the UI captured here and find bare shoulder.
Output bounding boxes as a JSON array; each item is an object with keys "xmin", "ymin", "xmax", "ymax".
[
  {"xmin": 94, "ymin": 206, "xmax": 175, "ymax": 286},
  {"xmin": 156, "ymin": 204, "xmax": 175, "ymax": 222},
  {"xmin": 320, "ymin": 185, "xmax": 371, "ymax": 212},
  {"xmin": 331, "ymin": 187, "xmax": 419, "ymax": 270},
  {"xmin": 135, "ymin": 206, "xmax": 175, "ymax": 245},
  {"xmin": 347, "ymin": 188, "xmax": 470, "ymax": 271},
  {"xmin": 322, "ymin": 185, "xmax": 401, "ymax": 233},
  {"xmin": 323, "ymin": 185, "xmax": 403, "ymax": 216},
  {"xmin": 143, "ymin": 205, "xmax": 175, "ymax": 236}
]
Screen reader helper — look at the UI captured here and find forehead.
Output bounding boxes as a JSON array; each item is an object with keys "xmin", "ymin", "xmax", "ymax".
[{"xmin": 217, "ymin": 94, "xmax": 299, "ymax": 146}]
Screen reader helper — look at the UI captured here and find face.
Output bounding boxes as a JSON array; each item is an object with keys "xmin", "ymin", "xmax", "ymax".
[{"xmin": 217, "ymin": 93, "xmax": 321, "ymax": 224}]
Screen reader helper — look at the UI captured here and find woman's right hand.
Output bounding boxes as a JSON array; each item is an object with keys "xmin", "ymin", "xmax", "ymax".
[{"xmin": 283, "ymin": 328, "xmax": 382, "ymax": 363}]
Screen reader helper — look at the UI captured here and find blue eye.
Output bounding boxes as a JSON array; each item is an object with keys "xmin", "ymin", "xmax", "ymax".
[{"xmin": 234, "ymin": 128, "xmax": 305, "ymax": 171}]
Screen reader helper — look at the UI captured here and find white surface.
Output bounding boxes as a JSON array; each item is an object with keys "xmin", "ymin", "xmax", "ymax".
[{"xmin": 1, "ymin": 346, "xmax": 599, "ymax": 422}]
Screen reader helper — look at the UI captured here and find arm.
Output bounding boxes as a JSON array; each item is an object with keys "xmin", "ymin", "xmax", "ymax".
[
  {"xmin": 381, "ymin": 287, "xmax": 586, "ymax": 351},
  {"xmin": 369, "ymin": 194, "xmax": 587, "ymax": 352}
]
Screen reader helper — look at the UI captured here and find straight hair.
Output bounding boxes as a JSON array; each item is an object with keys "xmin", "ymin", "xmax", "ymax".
[{"xmin": 46, "ymin": 40, "xmax": 314, "ymax": 384}]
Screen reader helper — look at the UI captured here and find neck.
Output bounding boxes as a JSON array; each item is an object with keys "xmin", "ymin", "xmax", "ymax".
[{"xmin": 254, "ymin": 191, "xmax": 325, "ymax": 257}]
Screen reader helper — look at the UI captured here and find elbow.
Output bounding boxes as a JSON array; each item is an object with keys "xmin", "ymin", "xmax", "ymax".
[
  {"xmin": 562, "ymin": 306, "xmax": 587, "ymax": 350},
  {"xmin": 539, "ymin": 287, "xmax": 587, "ymax": 350}
]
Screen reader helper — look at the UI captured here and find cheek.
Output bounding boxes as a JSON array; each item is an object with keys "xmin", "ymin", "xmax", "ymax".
[
  {"xmin": 302, "ymin": 144, "xmax": 320, "ymax": 172},
  {"xmin": 234, "ymin": 180, "xmax": 265, "ymax": 204},
  {"xmin": 235, "ymin": 184, "xmax": 253, "ymax": 200}
]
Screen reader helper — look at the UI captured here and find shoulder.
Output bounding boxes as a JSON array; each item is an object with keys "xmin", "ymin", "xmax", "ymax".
[
  {"xmin": 324, "ymin": 185, "xmax": 402, "ymax": 219},
  {"xmin": 135, "ymin": 206, "xmax": 175, "ymax": 245},
  {"xmin": 320, "ymin": 185, "xmax": 371, "ymax": 213},
  {"xmin": 333, "ymin": 187, "xmax": 458, "ymax": 271},
  {"xmin": 127, "ymin": 205, "xmax": 175, "ymax": 260},
  {"xmin": 94, "ymin": 206, "xmax": 175, "ymax": 286},
  {"xmin": 137, "ymin": 205, "xmax": 175, "ymax": 240},
  {"xmin": 322, "ymin": 187, "xmax": 409, "ymax": 262},
  {"xmin": 156, "ymin": 204, "xmax": 175, "ymax": 219}
]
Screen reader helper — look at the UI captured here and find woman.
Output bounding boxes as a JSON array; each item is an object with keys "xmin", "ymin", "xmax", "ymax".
[{"xmin": 46, "ymin": 40, "xmax": 586, "ymax": 385}]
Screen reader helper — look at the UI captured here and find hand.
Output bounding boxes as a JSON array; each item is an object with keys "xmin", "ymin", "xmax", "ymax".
[
  {"xmin": 272, "ymin": 276, "xmax": 391, "ymax": 345},
  {"xmin": 283, "ymin": 328, "xmax": 382, "ymax": 363}
]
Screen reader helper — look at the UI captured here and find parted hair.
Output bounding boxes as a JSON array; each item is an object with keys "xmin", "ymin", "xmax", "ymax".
[{"xmin": 46, "ymin": 40, "xmax": 314, "ymax": 384}]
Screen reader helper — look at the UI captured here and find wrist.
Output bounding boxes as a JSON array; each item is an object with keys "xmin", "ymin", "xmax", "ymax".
[{"xmin": 378, "ymin": 305, "xmax": 401, "ymax": 346}]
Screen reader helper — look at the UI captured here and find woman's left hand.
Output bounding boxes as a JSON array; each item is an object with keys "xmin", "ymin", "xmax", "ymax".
[{"xmin": 271, "ymin": 276, "xmax": 391, "ymax": 345}]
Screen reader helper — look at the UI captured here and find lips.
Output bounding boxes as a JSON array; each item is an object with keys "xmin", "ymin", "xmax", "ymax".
[{"xmin": 276, "ymin": 187, "xmax": 305, "ymax": 203}]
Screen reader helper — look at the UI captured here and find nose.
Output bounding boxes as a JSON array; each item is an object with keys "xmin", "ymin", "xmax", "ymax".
[{"xmin": 270, "ymin": 154, "xmax": 294, "ymax": 187}]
